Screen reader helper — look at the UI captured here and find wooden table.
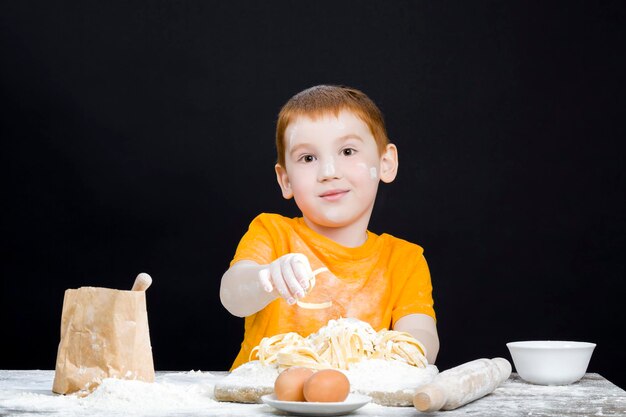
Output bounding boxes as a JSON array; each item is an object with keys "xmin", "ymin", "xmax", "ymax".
[{"xmin": 0, "ymin": 370, "xmax": 624, "ymax": 416}]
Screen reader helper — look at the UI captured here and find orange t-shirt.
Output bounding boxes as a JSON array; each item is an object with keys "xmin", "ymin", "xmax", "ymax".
[{"xmin": 228, "ymin": 213, "xmax": 436, "ymax": 370}]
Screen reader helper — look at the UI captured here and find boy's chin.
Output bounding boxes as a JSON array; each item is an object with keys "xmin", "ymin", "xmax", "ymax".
[{"xmin": 303, "ymin": 214, "xmax": 357, "ymax": 229}]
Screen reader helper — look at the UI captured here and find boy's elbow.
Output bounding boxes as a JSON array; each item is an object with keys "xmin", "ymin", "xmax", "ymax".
[
  {"xmin": 219, "ymin": 279, "xmax": 246, "ymax": 318},
  {"xmin": 426, "ymin": 334, "xmax": 440, "ymax": 364}
]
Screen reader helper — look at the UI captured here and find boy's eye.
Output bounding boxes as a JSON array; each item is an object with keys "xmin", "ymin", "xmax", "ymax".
[
  {"xmin": 299, "ymin": 154, "xmax": 316, "ymax": 163},
  {"xmin": 342, "ymin": 148, "xmax": 356, "ymax": 156}
]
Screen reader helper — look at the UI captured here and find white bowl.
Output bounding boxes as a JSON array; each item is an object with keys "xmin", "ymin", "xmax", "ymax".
[{"xmin": 506, "ymin": 341, "xmax": 596, "ymax": 385}]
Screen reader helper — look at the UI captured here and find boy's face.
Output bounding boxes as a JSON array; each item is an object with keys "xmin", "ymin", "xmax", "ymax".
[{"xmin": 275, "ymin": 110, "xmax": 397, "ymax": 231}]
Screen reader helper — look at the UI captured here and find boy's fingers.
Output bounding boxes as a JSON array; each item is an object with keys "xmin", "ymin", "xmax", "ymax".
[
  {"xmin": 292, "ymin": 253, "xmax": 314, "ymax": 289},
  {"xmin": 283, "ymin": 262, "xmax": 304, "ymax": 299},
  {"xmin": 258, "ymin": 268, "xmax": 273, "ymax": 293},
  {"xmin": 292, "ymin": 254, "xmax": 313, "ymax": 274},
  {"xmin": 293, "ymin": 261, "xmax": 312, "ymax": 291},
  {"xmin": 270, "ymin": 261, "xmax": 295, "ymax": 304}
]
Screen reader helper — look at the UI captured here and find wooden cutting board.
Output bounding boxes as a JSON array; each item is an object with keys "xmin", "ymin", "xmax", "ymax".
[{"xmin": 213, "ymin": 360, "xmax": 439, "ymax": 407}]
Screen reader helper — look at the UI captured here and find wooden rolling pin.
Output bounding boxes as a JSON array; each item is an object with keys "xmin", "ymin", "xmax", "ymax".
[
  {"xmin": 131, "ymin": 272, "xmax": 152, "ymax": 291},
  {"xmin": 413, "ymin": 357, "xmax": 511, "ymax": 412}
]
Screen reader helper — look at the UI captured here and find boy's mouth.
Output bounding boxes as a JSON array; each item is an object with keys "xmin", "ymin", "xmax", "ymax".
[{"xmin": 319, "ymin": 189, "xmax": 349, "ymax": 201}]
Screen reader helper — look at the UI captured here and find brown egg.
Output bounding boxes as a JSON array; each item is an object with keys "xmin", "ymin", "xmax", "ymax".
[
  {"xmin": 274, "ymin": 367, "xmax": 315, "ymax": 401},
  {"xmin": 303, "ymin": 369, "xmax": 350, "ymax": 402}
]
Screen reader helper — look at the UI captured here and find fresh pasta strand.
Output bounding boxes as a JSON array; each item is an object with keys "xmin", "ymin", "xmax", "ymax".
[
  {"xmin": 277, "ymin": 347, "xmax": 329, "ymax": 370},
  {"xmin": 249, "ymin": 332, "xmax": 307, "ymax": 365},
  {"xmin": 296, "ymin": 300, "xmax": 332, "ymax": 309},
  {"xmin": 296, "ymin": 267, "xmax": 331, "ymax": 310},
  {"xmin": 373, "ymin": 330, "xmax": 428, "ymax": 368}
]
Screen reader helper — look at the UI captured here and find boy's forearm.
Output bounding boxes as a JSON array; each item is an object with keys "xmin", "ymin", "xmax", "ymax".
[
  {"xmin": 393, "ymin": 313, "xmax": 440, "ymax": 365},
  {"xmin": 220, "ymin": 261, "xmax": 277, "ymax": 317}
]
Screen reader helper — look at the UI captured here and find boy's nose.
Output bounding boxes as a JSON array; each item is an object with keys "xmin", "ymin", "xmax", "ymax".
[{"xmin": 318, "ymin": 158, "xmax": 340, "ymax": 181}]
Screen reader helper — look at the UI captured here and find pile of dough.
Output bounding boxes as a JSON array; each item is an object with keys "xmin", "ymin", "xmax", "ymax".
[{"xmin": 250, "ymin": 317, "xmax": 428, "ymax": 370}]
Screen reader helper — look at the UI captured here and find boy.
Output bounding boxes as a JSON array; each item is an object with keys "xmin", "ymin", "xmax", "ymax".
[{"xmin": 220, "ymin": 85, "xmax": 438, "ymax": 370}]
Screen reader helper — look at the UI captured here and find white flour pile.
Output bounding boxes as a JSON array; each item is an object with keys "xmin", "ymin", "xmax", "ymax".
[
  {"xmin": 0, "ymin": 371, "xmax": 230, "ymax": 416},
  {"xmin": 82, "ymin": 376, "xmax": 214, "ymax": 411},
  {"xmin": 347, "ymin": 359, "xmax": 438, "ymax": 393}
]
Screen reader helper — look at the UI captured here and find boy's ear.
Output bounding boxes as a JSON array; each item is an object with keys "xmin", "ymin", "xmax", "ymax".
[
  {"xmin": 379, "ymin": 143, "xmax": 398, "ymax": 183},
  {"xmin": 275, "ymin": 163, "xmax": 294, "ymax": 199}
]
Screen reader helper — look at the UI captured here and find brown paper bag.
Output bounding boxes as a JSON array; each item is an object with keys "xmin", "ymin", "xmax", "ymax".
[{"xmin": 52, "ymin": 286, "xmax": 155, "ymax": 395}]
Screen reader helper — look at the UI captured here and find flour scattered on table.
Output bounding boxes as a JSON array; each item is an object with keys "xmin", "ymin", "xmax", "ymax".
[
  {"xmin": 82, "ymin": 377, "xmax": 215, "ymax": 411},
  {"xmin": 0, "ymin": 371, "xmax": 240, "ymax": 416}
]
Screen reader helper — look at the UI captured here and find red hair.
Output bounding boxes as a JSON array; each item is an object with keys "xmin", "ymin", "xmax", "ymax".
[{"xmin": 275, "ymin": 85, "xmax": 389, "ymax": 166}]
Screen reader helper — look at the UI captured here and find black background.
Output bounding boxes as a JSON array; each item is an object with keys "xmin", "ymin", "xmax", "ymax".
[{"xmin": 2, "ymin": 1, "xmax": 625, "ymax": 389}]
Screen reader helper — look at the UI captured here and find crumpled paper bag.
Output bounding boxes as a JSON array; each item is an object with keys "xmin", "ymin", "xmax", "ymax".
[{"xmin": 52, "ymin": 286, "xmax": 155, "ymax": 395}]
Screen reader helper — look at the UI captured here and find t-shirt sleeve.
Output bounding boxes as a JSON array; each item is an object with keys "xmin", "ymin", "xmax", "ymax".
[
  {"xmin": 391, "ymin": 251, "xmax": 436, "ymax": 324},
  {"xmin": 230, "ymin": 214, "xmax": 277, "ymax": 267}
]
